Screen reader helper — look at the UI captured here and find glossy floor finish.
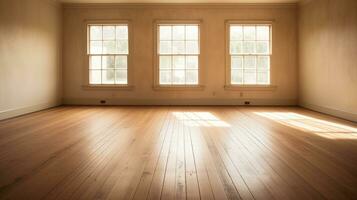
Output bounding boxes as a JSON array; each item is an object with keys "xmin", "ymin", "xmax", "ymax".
[{"xmin": 0, "ymin": 106, "xmax": 356, "ymax": 200}]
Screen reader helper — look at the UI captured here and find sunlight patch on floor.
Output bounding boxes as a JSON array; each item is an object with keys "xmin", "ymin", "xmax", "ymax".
[
  {"xmin": 172, "ymin": 112, "xmax": 231, "ymax": 127},
  {"xmin": 254, "ymin": 112, "xmax": 357, "ymax": 139}
]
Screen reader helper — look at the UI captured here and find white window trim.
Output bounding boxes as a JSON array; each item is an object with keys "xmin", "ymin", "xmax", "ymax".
[
  {"xmin": 82, "ymin": 19, "xmax": 134, "ymax": 90},
  {"xmin": 224, "ymin": 20, "xmax": 277, "ymax": 91},
  {"xmin": 153, "ymin": 19, "xmax": 205, "ymax": 91}
]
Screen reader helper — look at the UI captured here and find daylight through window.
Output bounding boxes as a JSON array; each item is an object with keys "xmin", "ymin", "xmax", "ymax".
[
  {"xmin": 158, "ymin": 24, "xmax": 200, "ymax": 85},
  {"xmin": 229, "ymin": 24, "xmax": 271, "ymax": 85},
  {"xmin": 88, "ymin": 24, "xmax": 129, "ymax": 85}
]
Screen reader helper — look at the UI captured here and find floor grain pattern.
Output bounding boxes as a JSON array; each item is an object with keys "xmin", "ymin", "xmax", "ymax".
[{"xmin": 0, "ymin": 106, "xmax": 356, "ymax": 200}]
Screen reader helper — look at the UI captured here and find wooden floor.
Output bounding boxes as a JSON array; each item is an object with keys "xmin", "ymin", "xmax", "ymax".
[{"xmin": 0, "ymin": 106, "xmax": 356, "ymax": 200}]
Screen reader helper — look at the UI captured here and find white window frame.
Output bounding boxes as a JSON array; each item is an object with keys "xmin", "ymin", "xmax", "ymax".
[
  {"xmin": 83, "ymin": 20, "xmax": 134, "ymax": 90},
  {"xmin": 153, "ymin": 20, "xmax": 204, "ymax": 90},
  {"xmin": 225, "ymin": 20, "xmax": 276, "ymax": 91}
]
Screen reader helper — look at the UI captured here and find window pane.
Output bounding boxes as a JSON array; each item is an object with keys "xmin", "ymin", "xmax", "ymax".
[
  {"xmin": 256, "ymin": 41, "xmax": 269, "ymax": 54},
  {"xmin": 173, "ymin": 26, "xmax": 185, "ymax": 40},
  {"xmin": 160, "ymin": 26, "xmax": 172, "ymax": 40},
  {"xmin": 244, "ymin": 26, "xmax": 256, "ymax": 40},
  {"xmin": 90, "ymin": 56, "xmax": 101, "ymax": 69},
  {"xmin": 116, "ymin": 40, "xmax": 128, "ymax": 54},
  {"xmin": 186, "ymin": 56, "xmax": 198, "ymax": 69},
  {"xmin": 244, "ymin": 56, "xmax": 256, "ymax": 69},
  {"xmin": 88, "ymin": 24, "xmax": 129, "ymax": 85},
  {"xmin": 90, "ymin": 26, "xmax": 102, "ymax": 40},
  {"xmin": 160, "ymin": 70, "xmax": 171, "ymax": 84},
  {"xmin": 115, "ymin": 70, "xmax": 127, "ymax": 84},
  {"xmin": 257, "ymin": 72, "xmax": 269, "ymax": 84},
  {"xmin": 230, "ymin": 26, "xmax": 243, "ymax": 40},
  {"xmin": 102, "ymin": 56, "xmax": 115, "ymax": 69},
  {"xmin": 257, "ymin": 26, "xmax": 270, "ymax": 40},
  {"xmin": 102, "ymin": 70, "xmax": 115, "ymax": 84},
  {"xmin": 115, "ymin": 56, "xmax": 127, "ymax": 69},
  {"xmin": 231, "ymin": 56, "xmax": 243, "ymax": 69},
  {"xmin": 90, "ymin": 70, "xmax": 101, "ymax": 84},
  {"xmin": 257, "ymin": 56, "xmax": 270, "ymax": 71},
  {"xmin": 186, "ymin": 41, "xmax": 199, "ymax": 54},
  {"xmin": 158, "ymin": 24, "xmax": 200, "ymax": 86},
  {"xmin": 186, "ymin": 70, "xmax": 198, "ymax": 84},
  {"xmin": 231, "ymin": 69, "xmax": 243, "ymax": 84},
  {"xmin": 172, "ymin": 41, "xmax": 185, "ymax": 54},
  {"xmin": 103, "ymin": 41, "xmax": 116, "ymax": 54},
  {"xmin": 159, "ymin": 41, "xmax": 172, "ymax": 54},
  {"xmin": 90, "ymin": 41, "xmax": 102, "ymax": 54},
  {"xmin": 173, "ymin": 56, "xmax": 185, "ymax": 69},
  {"xmin": 244, "ymin": 69, "xmax": 256, "ymax": 84},
  {"xmin": 230, "ymin": 24, "xmax": 271, "ymax": 85},
  {"xmin": 160, "ymin": 56, "xmax": 171, "ymax": 69},
  {"xmin": 173, "ymin": 70, "xmax": 185, "ymax": 84},
  {"xmin": 103, "ymin": 26, "xmax": 115, "ymax": 40},
  {"xmin": 186, "ymin": 25, "xmax": 198, "ymax": 40},
  {"xmin": 230, "ymin": 41, "xmax": 243, "ymax": 54},
  {"xmin": 243, "ymin": 41, "xmax": 255, "ymax": 54},
  {"xmin": 116, "ymin": 26, "xmax": 128, "ymax": 40}
]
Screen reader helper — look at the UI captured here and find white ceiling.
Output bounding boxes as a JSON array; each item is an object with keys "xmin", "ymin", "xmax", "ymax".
[{"xmin": 60, "ymin": 0, "xmax": 298, "ymax": 3}]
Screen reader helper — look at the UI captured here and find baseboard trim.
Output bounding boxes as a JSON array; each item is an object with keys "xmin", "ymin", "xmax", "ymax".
[
  {"xmin": 300, "ymin": 102, "xmax": 357, "ymax": 122},
  {"xmin": 63, "ymin": 98, "xmax": 297, "ymax": 106},
  {"xmin": 0, "ymin": 101, "xmax": 61, "ymax": 121}
]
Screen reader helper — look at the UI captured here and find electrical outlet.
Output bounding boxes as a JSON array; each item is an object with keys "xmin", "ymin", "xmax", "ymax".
[
  {"xmin": 244, "ymin": 101, "xmax": 250, "ymax": 105},
  {"xmin": 100, "ymin": 100, "xmax": 106, "ymax": 104}
]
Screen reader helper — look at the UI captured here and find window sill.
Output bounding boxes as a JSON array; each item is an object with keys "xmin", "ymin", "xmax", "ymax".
[
  {"xmin": 82, "ymin": 84, "xmax": 135, "ymax": 90},
  {"xmin": 224, "ymin": 85, "xmax": 277, "ymax": 91},
  {"xmin": 153, "ymin": 85, "xmax": 205, "ymax": 91}
]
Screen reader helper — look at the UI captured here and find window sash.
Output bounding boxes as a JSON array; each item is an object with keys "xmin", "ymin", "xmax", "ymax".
[
  {"xmin": 229, "ymin": 24, "xmax": 271, "ymax": 85},
  {"xmin": 158, "ymin": 55, "xmax": 199, "ymax": 85},
  {"xmin": 88, "ymin": 24, "xmax": 129, "ymax": 85},
  {"xmin": 157, "ymin": 24, "xmax": 200, "ymax": 86}
]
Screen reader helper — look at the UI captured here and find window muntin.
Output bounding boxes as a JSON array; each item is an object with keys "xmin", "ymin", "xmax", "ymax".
[
  {"xmin": 88, "ymin": 24, "xmax": 128, "ymax": 85},
  {"xmin": 158, "ymin": 24, "xmax": 200, "ymax": 85},
  {"xmin": 229, "ymin": 24, "xmax": 271, "ymax": 85}
]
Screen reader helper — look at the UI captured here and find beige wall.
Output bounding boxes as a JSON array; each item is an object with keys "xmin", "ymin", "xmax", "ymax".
[
  {"xmin": 0, "ymin": 0, "xmax": 62, "ymax": 120},
  {"xmin": 2, "ymin": 0, "xmax": 355, "ymax": 121},
  {"xmin": 63, "ymin": 4, "xmax": 298, "ymax": 105},
  {"xmin": 298, "ymin": 0, "xmax": 357, "ymax": 122}
]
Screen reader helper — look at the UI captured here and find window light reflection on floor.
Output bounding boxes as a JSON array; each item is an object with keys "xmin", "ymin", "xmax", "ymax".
[
  {"xmin": 254, "ymin": 112, "xmax": 357, "ymax": 139},
  {"xmin": 172, "ymin": 112, "xmax": 231, "ymax": 127}
]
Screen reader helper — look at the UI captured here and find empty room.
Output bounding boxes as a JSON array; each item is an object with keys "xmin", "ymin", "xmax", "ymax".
[{"xmin": 0, "ymin": 0, "xmax": 357, "ymax": 199}]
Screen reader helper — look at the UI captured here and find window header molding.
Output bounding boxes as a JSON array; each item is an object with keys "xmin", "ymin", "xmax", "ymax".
[
  {"xmin": 224, "ymin": 19, "xmax": 275, "ymax": 25},
  {"xmin": 154, "ymin": 19, "xmax": 203, "ymax": 25},
  {"xmin": 84, "ymin": 19, "xmax": 131, "ymax": 24}
]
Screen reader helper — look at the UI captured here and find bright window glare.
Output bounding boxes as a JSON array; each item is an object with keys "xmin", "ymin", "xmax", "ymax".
[
  {"xmin": 172, "ymin": 112, "xmax": 230, "ymax": 127},
  {"xmin": 88, "ymin": 24, "xmax": 128, "ymax": 85},
  {"xmin": 230, "ymin": 24, "xmax": 271, "ymax": 85},
  {"xmin": 158, "ymin": 24, "xmax": 200, "ymax": 85},
  {"xmin": 255, "ymin": 112, "xmax": 357, "ymax": 140}
]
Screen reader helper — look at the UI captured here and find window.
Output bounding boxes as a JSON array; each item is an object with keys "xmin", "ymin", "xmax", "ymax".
[
  {"xmin": 88, "ymin": 24, "xmax": 129, "ymax": 85},
  {"xmin": 157, "ymin": 24, "xmax": 200, "ymax": 86},
  {"xmin": 228, "ymin": 24, "xmax": 271, "ymax": 85}
]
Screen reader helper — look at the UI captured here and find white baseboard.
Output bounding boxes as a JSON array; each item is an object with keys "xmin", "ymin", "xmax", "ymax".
[
  {"xmin": 300, "ymin": 102, "xmax": 357, "ymax": 122},
  {"xmin": 63, "ymin": 98, "xmax": 297, "ymax": 106},
  {"xmin": 0, "ymin": 101, "xmax": 61, "ymax": 121}
]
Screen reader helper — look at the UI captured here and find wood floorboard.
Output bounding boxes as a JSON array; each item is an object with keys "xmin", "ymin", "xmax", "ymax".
[{"xmin": 0, "ymin": 106, "xmax": 356, "ymax": 200}]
